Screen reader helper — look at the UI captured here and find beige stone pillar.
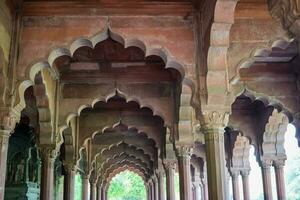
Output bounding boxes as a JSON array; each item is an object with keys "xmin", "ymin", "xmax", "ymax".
[
  {"xmin": 177, "ymin": 146, "xmax": 192, "ymax": 200},
  {"xmin": 165, "ymin": 161, "xmax": 176, "ymax": 200},
  {"xmin": 153, "ymin": 176, "xmax": 159, "ymax": 200},
  {"xmin": 150, "ymin": 179, "xmax": 155, "ymax": 200},
  {"xmin": 90, "ymin": 180, "xmax": 97, "ymax": 200},
  {"xmin": 82, "ymin": 175, "xmax": 90, "ymax": 200},
  {"xmin": 274, "ymin": 160, "xmax": 286, "ymax": 200},
  {"xmin": 202, "ymin": 120, "xmax": 227, "ymax": 200},
  {"xmin": 231, "ymin": 171, "xmax": 240, "ymax": 200},
  {"xmin": 40, "ymin": 147, "xmax": 56, "ymax": 200},
  {"xmin": 261, "ymin": 160, "xmax": 273, "ymax": 200},
  {"xmin": 241, "ymin": 170, "xmax": 250, "ymax": 200},
  {"xmin": 157, "ymin": 171, "xmax": 166, "ymax": 200},
  {"xmin": 97, "ymin": 184, "xmax": 102, "ymax": 200},
  {"xmin": 0, "ymin": 130, "xmax": 10, "ymax": 200},
  {"xmin": 193, "ymin": 181, "xmax": 202, "ymax": 200},
  {"xmin": 63, "ymin": 165, "xmax": 76, "ymax": 200}
]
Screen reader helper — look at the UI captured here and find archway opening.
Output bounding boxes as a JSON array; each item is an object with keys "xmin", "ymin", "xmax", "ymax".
[
  {"xmin": 107, "ymin": 170, "xmax": 146, "ymax": 200},
  {"xmin": 284, "ymin": 124, "xmax": 300, "ymax": 199}
]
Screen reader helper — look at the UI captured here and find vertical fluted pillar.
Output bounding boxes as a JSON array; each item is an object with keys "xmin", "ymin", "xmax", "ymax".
[
  {"xmin": 82, "ymin": 175, "xmax": 90, "ymax": 200},
  {"xmin": 202, "ymin": 112, "xmax": 228, "ymax": 200},
  {"xmin": 150, "ymin": 179, "xmax": 155, "ymax": 200},
  {"xmin": 90, "ymin": 180, "xmax": 97, "ymax": 200},
  {"xmin": 40, "ymin": 147, "xmax": 56, "ymax": 200},
  {"xmin": 154, "ymin": 176, "xmax": 159, "ymax": 200},
  {"xmin": 157, "ymin": 171, "xmax": 166, "ymax": 200},
  {"xmin": 177, "ymin": 146, "xmax": 192, "ymax": 200},
  {"xmin": 274, "ymin": 160, "xmax": 286, "ymax": 200},
  {"xmin": 0, "ymin": 130, "xmax": 10, "ymax": 200},
  {"xmin": 241, "ymin": 170, "xmax": 250, "ymax": 200},
  {"xmin": 97, "ymin": 184, "xmax": 102, "ymax": 200},
  {"xmin": 231, "ymin": 171, "xmax": 240, "ymax": 200},
  {"xmin": 165, "ymin": 161, "xmax": 176, "ymax": 200},
  {"xmin": 193, "ymin": 182, "xmax": 202, "ymax": 200},
  {"xmin": 63, "ymin": 164, "xmax": 76, "ymax": 200},
  {"xmin": 261, "ymin": 160, "xmax": 273, "ymax": 200}
]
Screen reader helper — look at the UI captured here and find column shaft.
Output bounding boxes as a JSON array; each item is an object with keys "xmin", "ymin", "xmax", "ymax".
[
  {"xmin": 231, "ymin": 173, "xmax": 240, "ymax": 200},
  {"xmin": 165, "ymin": 163, "xmax": 176, "ymax": 200},
  {"xmin": 82, "ymin": 176, "xmax": 90, "ymax": 200},
  {"xmin": 204, "ymin": 127, "xmax": 227, "ymax": 200},
  {"xmin": 0, "ymin": 130, "xmax": 10, "ymax": 200},
  {"xmin": 97, "ymin": 185, "xmax": 102, "ymax": 200},
  {"xmin": 274, "ymin": 162, "xmax": 286, "ymax": 200},
  {"xmin": 194, "ymin": 182, "xmax": 201, "ymax": 200},
  {"xmin": 177, "ymin": 149, "xmax": 192, "ymax": 200},
  {"xmin": 241, "ymin": 172, "xmax": 250, "ymax": 200},
  {"xmin": 90, "ymin": 183, "xmax": 97, "ymax": 200},
  {"xmin": 158, "ymin": 172, "xmax": 166, "ymax": 200},
  {"xmin": 40, "ymin": 148, "xmax": 56, "ymax": 200},
  {"xmin": 261, "ymin": 164, "xmax": 273, "ymax": 200},
  {"xmin": 63, "ymin": 168, "xmax": 76, "ymax": 200}
]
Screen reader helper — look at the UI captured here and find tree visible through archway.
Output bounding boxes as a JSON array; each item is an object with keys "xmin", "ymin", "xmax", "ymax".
[{"xmin": 107, "ymin": 170, "xmax": 146, "ymax": 200}]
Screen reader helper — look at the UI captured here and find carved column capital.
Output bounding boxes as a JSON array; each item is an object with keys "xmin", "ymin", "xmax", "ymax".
[
  {"xmin": 63, "ymin": 161, "xmax": 77, "ymax": 173},
  {"xmin": 0, "ymin": 114, "xmax": 17, "ymax": 131},
  {"xmin": 163, "ymin": 159, "xmax": 177, "ymax": 170},
  {"xmin": 230, "ymin": 169, "xmax": 240, "ymax": 178},
  {"xmin": 175, "ymin": 146, "xmax": 193, "ymax": 158},
  {"xmin": 260, "ymin": 158, "xmax": 273, "ymax": 169},
  {"xmin": 274, "ymin": 159, "xmax": 286, "ymax": 169},
  {"xmin": 241, "ymin": 169, "xmax": 250, "ymax": 177},
  {"xmin": 201, "ymin": 111, "xmax": 229, "ymax": 129},
  {"xmin": 39, "ymin": 146, "xmax": 57, "ymax": 159}
]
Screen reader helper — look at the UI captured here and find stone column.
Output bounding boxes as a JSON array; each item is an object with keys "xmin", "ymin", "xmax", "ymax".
[
  {"xmin": 40, "ymin": 147, "xmax": 56, "ymax": 200},
  {"xmin": 153, "ymin": 176, "xmax": 159, "ymax": 200},
  {"xmin": 164, "ymin": 161, "xmax": 176, "ymax": 200},
  {"xmin": 82, "ymin": 175, "xmax": 90, "ymax": 200},
  {"xmin": 63, "ymin": 164, "xmax": 76, "ymax": 200},
  {"xmin": 193, "ymin": 182, "xmax": 202, "ymax": 200},
  {"xmin": 241, "ymin": 170, "xmax": 250, "ymax": 200},
  {"xmin": 157, "ymin": 171, "xmax": 166, "ymax": 200},
  {"xmin": 97, "ymin": 184, "xmax": 102, "ymax": 200},
  {"xmin": 231, "ymin": 171, "xmax": 240, "ymax": 200},
  {"xmin": 90, "ymin": 180, "xmax": 97, "ymax": 200},
  {"xmin": 202, "ymin": 112, "xmax": 228, "ymax": 200},
  {"xmin": 150, "ymin": 180, "xmax": 155, "ymax": 200},
  {"xmin": 177, "ymin": 146, "xmax": 192, "ymax": 200},
  {"xmin": 0, "ymin": 130, "xmax": 10, "ymax": 200},
  {"xmin": 261, "ymin": 160, "xmax": 273, "ymax": 200},
  {"xmin": 274, "ymin": 160, "xmax": 286, "ymax": 200}
]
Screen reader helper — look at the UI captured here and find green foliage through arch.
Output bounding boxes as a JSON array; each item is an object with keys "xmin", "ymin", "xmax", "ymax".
[{"xmin": 107, "ymin": 170, "xmax": 146, "ymax": 200}]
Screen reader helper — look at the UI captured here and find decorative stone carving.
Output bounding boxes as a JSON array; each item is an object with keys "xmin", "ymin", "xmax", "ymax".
[
  {"xmin": 176, "ymin": 146, "xmax": 193, "ymax": 158},
  {"xmin": 269, "ymin": 0, "xmax": 300, "ymax": 31},
  {"xmin": 201, "ymin": 111, "xmax": 229, "ymax": 129},
  {"xmin": 231, "ymin": 134, "xmax": 251, "ymax": 172},
  {"xmin": 262, "ymin": 109, "xmax": 289, "ymax": 161}
]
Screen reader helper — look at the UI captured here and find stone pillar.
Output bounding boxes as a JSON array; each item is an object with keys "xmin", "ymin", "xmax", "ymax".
[
  {"xmin": 153, "ymin": 176, "xmax": 159, "ymax": 200},
  {"xmin": 193, "ymin": 182, "xmax": 202, "ymax": 200},
  {"xmin": 0, "ymin": 130, "xmax": 10, "ymax": 200},
  {"xmin": 177, "ymin": 146, "xmax": 192, "ymax": 200},
  {"xmin": 40, "ymin": 147, "xmax": 56, "ymax": 200},
  {"xmin": 202, "ymin": 112, "xmax": 228, "ymax": 200},
  {"xmin": 231, "ymin": 171, "xmax": 240, "ymax": 200},
  {"xmin": 241, "ymin": 170, "xmax": 250, "ymax": 200},
  {"xmin": 274, "ymin": 160, "xmax": 286, "ymax": 200},
  {"xmin": 201, "ymin": 162, "xmax": 209, "ymax": 200},
  {"xmin": 63, "ymin": 165, "xmax": 76, "ymax": 200},
  {"xmin": 261, "ymin": 160, "xmax": 273, "ymax": 200},
  {"xmin": 150, "ymin": 180, "xmax": 155, "ymax": 200},
  {"xmin": 90, "ymin": 180, "xmax": 97, "ymax": 200},
  {"xmin": 157, "ymin": 171, "xmax": 166, "ymax": 200},
  {"xmin": 97, "ymin": 184, "xmax": 102, "ymax": 200},
  {"xmin": 82, "ymin": 175, "xmax": 90, "ymax": 200},
  {"xmin": 165, "ymin": 161, "xmax": 176, "ymax": 200}
]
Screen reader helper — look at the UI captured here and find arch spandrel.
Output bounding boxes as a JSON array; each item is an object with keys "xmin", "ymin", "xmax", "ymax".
[
  {"xmin": 93, "ymin": 141, "xmax": 155, "ymax": 164},
  {"xmin": 98, "ymin": 154, "xmax": 151, "ymax": 176}
]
